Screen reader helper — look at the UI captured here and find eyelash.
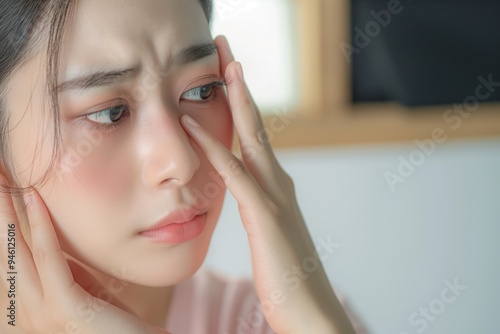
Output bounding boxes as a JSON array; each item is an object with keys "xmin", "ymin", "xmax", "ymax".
[
  {"xmin": 79, "ymin": 80, "xmax": 227, "ymax": 132},
  {"xmin": 181, "ymin": 80, "xmax": 226, "ymax": 103}
]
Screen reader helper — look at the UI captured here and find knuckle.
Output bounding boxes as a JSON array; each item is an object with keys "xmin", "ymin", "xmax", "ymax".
[
  {"xmin": 32, "ymin": 245, "xmax": 47, "ymax": 265},
  {"xmin": 275, "ymin": 166, "xmax": 295, "ymax": 191},
  {"xmin": 242, "ymin": 136, "xmax": 261, "ymax": 151},
  {"xmin": 284, "ymin": 173, "xmax": 295, "ymax": 189},
  {"xmin": 256, "ymin": 128, "xmax": 270, "ymax": 145},
  {"xmin": 225, "ymin": 68, "xmax": 239, "ymax": 87},
  {"xmin": 242, "ymin": 95, "xmax": 253, "ymax": 109},
  {"xmin": 274, "ymin": 174, "xmax": 298, "ymax": 208},
  {"xmin": 266, "ymin": 200, "xmax": 281, "ymax": 219},
  {"xmin": 227, "ymin": 155, "xmax": 246, "ymax": 176}
]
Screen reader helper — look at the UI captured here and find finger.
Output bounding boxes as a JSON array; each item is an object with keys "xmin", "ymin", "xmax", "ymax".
[
  {"xmin": 214, "ymin": 36, "xmax": 283, "ymax": 178},
  {"xmin": 180, "ymin": 114, "xmax": 269, "ymax": 214},
  {"xmin": 214, "ymin": 35, "xmax": 234, "ymax": 79},
  {"xmin": 227, "ymin": 62, "xmax": 290, "ymax": 193},
  {"xmin": 215, "ymin": 36, "xmax": 270, "ymax": 149},
  {"xmin": 215, "ymin": 36, "xmax": 266, "ymax": 141},
  {"xmin": 214, "ymin": 36, "xmax": 294, "ymax": 201},
  {"xmin": 24, "ymin": 187, "xmax": 74, "ymax": 299},
  {"xmin": 214, "ymin": 35, "xmax": 263, "ymax": 119},
  {"xmin": 0, "ymin": 176, "xmax": 42, "ymax": 303},
  {"xmin": 215, "ymin": 35, "xmax": 275, "ymax": 152}
]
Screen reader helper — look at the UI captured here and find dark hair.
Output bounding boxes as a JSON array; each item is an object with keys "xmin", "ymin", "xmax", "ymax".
[{"xmin": 0, "ymin": 0, "xmax": 213, "ymax": 202}]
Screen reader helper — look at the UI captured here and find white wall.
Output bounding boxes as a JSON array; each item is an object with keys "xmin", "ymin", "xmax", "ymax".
[{"xmin": 204, "ymin": 137, "xmax": 500, "ymax": 334}]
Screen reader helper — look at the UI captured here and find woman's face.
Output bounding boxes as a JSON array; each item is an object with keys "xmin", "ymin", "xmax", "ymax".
[{"xmin": 5, "ymin": 0, "xmax": 233, "ymax": 286}]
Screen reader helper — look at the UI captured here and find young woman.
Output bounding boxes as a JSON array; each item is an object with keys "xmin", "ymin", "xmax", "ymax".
[{"xmin": 0, "ymin": 1, "xmax": 360, "ymax": 333}]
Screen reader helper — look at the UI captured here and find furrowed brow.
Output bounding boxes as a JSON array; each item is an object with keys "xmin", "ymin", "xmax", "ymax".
[
  {"xmin": 57, "ymin": 42, "xmax": 218, "ymax": 93},
  {"xmin": 57, "ymin": 67, "xmax": 140, "ymax": 93},
  {"xmin": 172, "ymin": 42, "xmax": 218, "ymax": 66}
]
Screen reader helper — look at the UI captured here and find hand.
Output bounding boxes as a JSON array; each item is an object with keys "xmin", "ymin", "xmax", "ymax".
[
  {"xmin": 0, "ymin": 175, "xmax": 171, "ymax": 334},
  {"xmin": 179, "ymin": 35, "xmax": 356, "ymax": 334}
]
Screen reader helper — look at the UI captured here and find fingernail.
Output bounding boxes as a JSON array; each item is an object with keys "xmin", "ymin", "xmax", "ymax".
[
  {"xmin": 184, "ymin": 115, "xmax": 199, "ymax": 128},
  {"xmin": 236, "ymin": 62, "xmax": 244, "ymax": 81}
]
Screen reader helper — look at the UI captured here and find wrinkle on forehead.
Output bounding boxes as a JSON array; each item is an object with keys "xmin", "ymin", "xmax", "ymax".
[{"xmin": 57, "ymin": 0, "xmax": 211, "ymax": 81}]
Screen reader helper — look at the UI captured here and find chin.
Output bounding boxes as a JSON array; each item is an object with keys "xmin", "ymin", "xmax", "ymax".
[
  {"xmin": 125, "ymin": 213, "xmax": 218, "ymax": 288},
  {"xmin": 134, "ymin": 247, "xmax": 208, "ymax": 287}
]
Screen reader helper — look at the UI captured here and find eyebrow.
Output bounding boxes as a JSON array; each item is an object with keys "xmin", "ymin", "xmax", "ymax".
[{"xmin": 57, "ymin": 42, "xmax": 218, "ymax": 93}]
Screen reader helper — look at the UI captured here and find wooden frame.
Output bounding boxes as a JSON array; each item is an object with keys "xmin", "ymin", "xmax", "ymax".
[{"xmin": 236, "ymin": 0, "xmax": 500, "ymax": 150}]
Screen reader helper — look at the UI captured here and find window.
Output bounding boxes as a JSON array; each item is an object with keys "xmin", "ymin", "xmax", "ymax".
[
  {"xmin": 215, "ymin": 0, "xmax": 500, "ymax": 149},
  {"xmin": 211, "ymin": 0, "xmax": 299, "ymax": 112}
]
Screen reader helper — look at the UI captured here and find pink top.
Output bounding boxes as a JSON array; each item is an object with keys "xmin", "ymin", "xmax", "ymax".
[
  {"xmin": 166, "ymin": 268, "xmax": 274, "ymax": 333},
  {"xmin": 0, "ymin": 269, "xmax": 368, "ymax": 334},
  {"xmin": 165, "ymin": 268, "xmax": 369, "ymax": 334}
]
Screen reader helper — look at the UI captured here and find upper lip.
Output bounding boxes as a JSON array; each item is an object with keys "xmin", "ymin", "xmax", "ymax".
[{"xmin": 140, "ymin": 206, "xmax": 207, "ymax": 233}]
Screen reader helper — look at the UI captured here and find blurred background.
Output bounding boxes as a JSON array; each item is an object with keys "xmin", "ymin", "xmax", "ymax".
[{"xmin": 203, "ymin": 1, "xmax": 500, "ymax": 333}]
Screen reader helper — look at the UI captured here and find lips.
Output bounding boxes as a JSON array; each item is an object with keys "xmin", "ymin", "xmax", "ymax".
[{"xmin": 140, "ymin": 206, "xmax": 207, "ymax": 234}]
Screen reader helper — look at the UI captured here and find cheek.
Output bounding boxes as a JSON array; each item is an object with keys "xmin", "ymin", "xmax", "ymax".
[
  {"xmin": 57, "ymin": 131, "xmax": 133, "ymax": 198},
  {"xmin": 200, "ymin": 100, "xmax": 234, "ymax": 149},
  {"xmin": 62, "ymin": 156, "xmax": 131, "ymax": 198}
]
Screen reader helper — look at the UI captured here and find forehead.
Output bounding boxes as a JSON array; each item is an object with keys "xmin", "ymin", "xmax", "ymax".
[{"xmin": 59, "ymin": 0, "xmax": 210, "ymax": 80}]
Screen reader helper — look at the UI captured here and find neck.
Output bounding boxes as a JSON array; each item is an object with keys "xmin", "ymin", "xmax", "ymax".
[
  {"xmin": 111, "ymin": 281, "xmax": 175, "ymax": 328},
  {"xmin": 67, "ymin": 257, "xmax": 176, "ymax": 329}
]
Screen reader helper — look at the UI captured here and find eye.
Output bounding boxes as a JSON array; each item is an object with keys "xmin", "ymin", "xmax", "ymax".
[
  {"xmin": 181, "ymin": 81, "xmax": 225, "ymax": 102},
  {"xmin": 86, "ymin": 105, "xmax": 128, "ymax": 125}
]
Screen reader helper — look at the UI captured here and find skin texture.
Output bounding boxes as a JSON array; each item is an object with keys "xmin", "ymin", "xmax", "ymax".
[
  {"xmin": 1, "ymin": 0, "xmax": 232, "ymax": 331},
  {"xmin": 0, "ymin": 0, "xmax": 357, "ymax": 333}
]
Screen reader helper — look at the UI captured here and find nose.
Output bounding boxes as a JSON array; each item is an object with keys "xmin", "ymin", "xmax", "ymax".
[{"xmin": 140, "ymin": 110, "xmax": 201, "ymax": 188}]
